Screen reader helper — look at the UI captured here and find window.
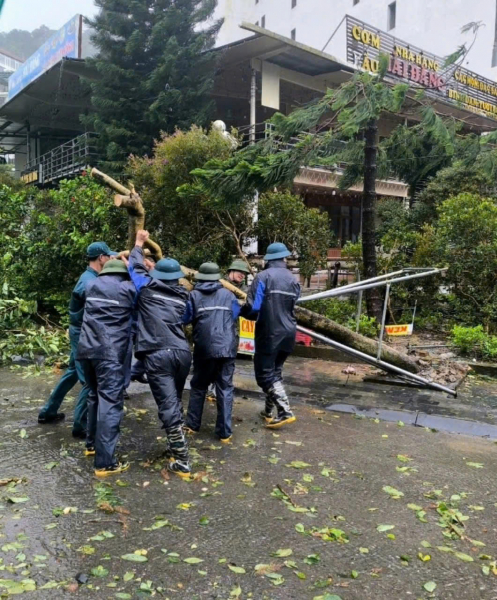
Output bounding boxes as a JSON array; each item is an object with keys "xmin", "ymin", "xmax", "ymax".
[
  {"xmin": 291, "ymin": 28, "xmax": 296, "ymax": 40},
  {"xmin": 388, "ymin": 1, "xmax": 396, "ymax": 30},
  {"xmin": 292, "ymin": 0, "xmax": 297, "ymax": 7},
  {"xmin": 353, "ymin": 0, "xmax": 359, "ymax": 4},
  {"xmin": 261, "ymin": 15, "xmax": 266, "ymax": 28}
]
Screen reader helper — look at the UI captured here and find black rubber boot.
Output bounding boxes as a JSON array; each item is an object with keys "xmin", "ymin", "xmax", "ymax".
[
  {"xmin": 38, "ymin": 413, "xmax": 65, "ymax": 424},
  {"xmin": 259, "ymin": 393, "xmax": 274, "ymax": 422}
]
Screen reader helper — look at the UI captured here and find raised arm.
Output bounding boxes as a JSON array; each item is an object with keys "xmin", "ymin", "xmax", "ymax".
[
  {"xmin": 127, "ymin": 230, "xmax": 152, "ymax": 293},
  {"xmin": 240, "ymin": 274, "xmax": 265, "ymax": 320}
]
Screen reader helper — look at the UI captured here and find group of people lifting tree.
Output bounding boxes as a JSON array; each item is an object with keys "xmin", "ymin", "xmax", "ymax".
[{"xmin": 38, "ymin": 230, "xmax": 300, "ymax": 478}]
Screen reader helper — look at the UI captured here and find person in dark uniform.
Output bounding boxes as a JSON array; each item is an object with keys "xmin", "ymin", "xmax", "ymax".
[
  {"xmin": 77, "ymin": 259, "xmax": 135, "ymax": 476},
  {"xmin": 184, "ymin": 263, "xmax": 240, "ymax": 442},
  {"xmin": 124, "ymin": 230, "xmax": 192, "ymax": 478},
  {"xmin": 124, "ymin": 253, "xmax": 156, "ymax": 392},
  {"xmin": 205, "ymin": 259, "xmax": 250, "ymax": 403},
  {"xmin": 38, "ymin": 242, "xmax": 117, "ymax": 436},
  {"xmin": 226, "ymin": 259, "xmax": 250, "ymax": 293},
  {"xmin": 241, "ymin": 242, "xmax": 300, "ymax": 429}
]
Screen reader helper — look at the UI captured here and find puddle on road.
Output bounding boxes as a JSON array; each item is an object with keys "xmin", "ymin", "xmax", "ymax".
[{"xmin": 326, "ymin": 402, "xmax": 497, "ymax": 440}]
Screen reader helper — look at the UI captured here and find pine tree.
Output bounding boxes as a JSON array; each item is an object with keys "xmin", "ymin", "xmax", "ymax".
[{"xmin": 82, "ymin": 0, "xmax": 221, "ymax": 171}]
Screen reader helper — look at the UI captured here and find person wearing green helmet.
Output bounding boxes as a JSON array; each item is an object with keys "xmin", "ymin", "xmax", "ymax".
[
  {"xmin": 226, "ymin": 259, "xmax": 251, "ymax": 293},
  {"xmin": 38, "ymin": 241, "xmax": 117, "ymax": 436},
  {"xmin": 77, "ymin": 259, "xmax": 136, "ymax": 477},
  {"xmin": 204, "ymin": 258, "xmax": 250, "ymax": 403},
  {"xmin": 183, "ymin": 262, "xmax": 240, "ymax": 442}
]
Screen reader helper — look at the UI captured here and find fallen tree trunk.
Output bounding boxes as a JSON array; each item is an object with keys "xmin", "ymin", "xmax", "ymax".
[
  {"xmin": 295, "ymin": 306, "xmax": 419, "ymax": 373},
  {"xmin": 93, "ymin": 169, "xmax": 420, "ymax": 374}
]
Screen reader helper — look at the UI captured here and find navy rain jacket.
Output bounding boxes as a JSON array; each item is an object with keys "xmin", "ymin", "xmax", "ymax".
[
  {"xmin": 77, "ymin": 273, "xmax": 136, "ymax": 363},
  {"xmin": 183, "ymin": 281, "xmax": 240, "ymax": 359},
  {"xmin": 128, "ymin": 246, "xmax": 190, "ymax": 354},
  {"xmin": 69, "ymin": 267, "xmax": 99, "ymax": 330},
  {"xmin": 241, "ymin": 260, "xmax": 301, "ymax": 355}
]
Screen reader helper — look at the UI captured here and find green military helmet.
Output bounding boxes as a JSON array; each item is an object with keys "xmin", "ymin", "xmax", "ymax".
[
  {"xmin": 227, "ymin": 259, "xmax": 251, "ymax": 274},
  {"xmin": 150, "ymin": 258, "xmax": 184, "ymax": 281},
  {"xmin": 99, "ymin": 259, "xmax": 129, "ymax": 276},
  {"xmin": 195, "ymin": 262, "xmax": 222, "ymax": 281}
]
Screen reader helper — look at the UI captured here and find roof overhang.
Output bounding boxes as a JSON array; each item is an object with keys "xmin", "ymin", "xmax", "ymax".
[{"xmin": 0, "ymin": 57, "xmax": 98, "ymax": 151}]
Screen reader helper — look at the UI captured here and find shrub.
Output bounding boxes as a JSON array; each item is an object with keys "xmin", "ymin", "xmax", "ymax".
[
  {"xmin": 0, "ymin": 175, "xmax": 127, "ymax": 316},
  {"xmin": 0, "ymin": 284, "xmax": 69, "ymax": 365},
  {"xmin": 450, "ymin": 325, "xmax": 497, "ymax": 362},
  {"xmin": 257, "ymin": 191, "xmax": 332, "ymax": 281}
]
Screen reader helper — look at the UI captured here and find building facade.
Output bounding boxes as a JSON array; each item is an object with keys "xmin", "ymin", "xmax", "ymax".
[
  {"xmin": 0, "ymin": 49, "xmax": 23, "ymax": 107},
  {"xmin": 214, "ymin": 0, "xmax": 497, "ymax": 81}
]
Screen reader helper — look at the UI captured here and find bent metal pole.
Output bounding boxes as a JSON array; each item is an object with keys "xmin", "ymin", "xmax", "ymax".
[
  {"xmin": 298, "ymin": 268, "xmax": 446, "ymax": 304},
  {"xmin": 296, "ymin": 325, "xmax": 457, "ymax": 397}
]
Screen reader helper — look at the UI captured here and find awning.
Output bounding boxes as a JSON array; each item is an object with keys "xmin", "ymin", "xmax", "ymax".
[{"xmin": 0, "ymin": 58, "xmax": 98, "ymax": 152}]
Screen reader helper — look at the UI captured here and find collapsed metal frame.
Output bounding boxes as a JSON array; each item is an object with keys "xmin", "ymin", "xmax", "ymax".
[{"xmin": 296, "ymin": 267, "xmax": 457, "ymax": 397}]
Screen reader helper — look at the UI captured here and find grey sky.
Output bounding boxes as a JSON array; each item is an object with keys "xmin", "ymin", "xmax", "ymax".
[{"xmin": 0, "ymin": 0, "xmax": 98, "ymax": 32}]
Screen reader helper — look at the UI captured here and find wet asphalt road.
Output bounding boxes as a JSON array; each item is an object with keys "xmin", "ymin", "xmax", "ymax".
[{"xmin": 1, "ymin": 363, "xmax": 497, "ymax": 599}]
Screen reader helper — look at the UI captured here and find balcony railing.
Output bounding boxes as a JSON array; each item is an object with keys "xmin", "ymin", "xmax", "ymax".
[{"xmin": 22, "ymin": 132, "xmax": 99, "ymax": 186}]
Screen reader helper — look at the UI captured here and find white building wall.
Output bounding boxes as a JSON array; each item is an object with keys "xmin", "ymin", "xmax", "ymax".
[{"xmin": 213, "ymin": 0, "xmax": 497, "ymax": 81}]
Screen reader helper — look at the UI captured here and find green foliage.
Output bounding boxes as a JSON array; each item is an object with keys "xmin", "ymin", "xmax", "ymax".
[
  {"xmin": 305, "ymin": 297, "xmax": 378, "ymax": 338},
  {"xmin": 415, "ymin": 193, "xmax": 497, "ymax": 331},
  {"xmin": 83, "ymin": 0, "xmax": 221, "ymax": 170},
  {"xmin": 353, "ymin": 315, "xmax": 380, "ymax": 338},
  {"xmin": 415, "ymin": 159, "xmax": 495, "ymax": 223},
  {"xmin": 381, "ymin": 124, "xmax": 455, "ymax": 198},
  {"xmin": 306, "ymin": 298, "xmax": 357, "ymax": 325},
  {"xmin": 450, "ymin": 325, "xmax": 497, "ymax": 361},
  {"xmin": 450, "ymin": 325, "xmax": 485, "ymax": 355},
  {"xmin": 256, "ymin": 191, "xmax": 332, "ymax": 279},
  {"xmin": 0, "ymin": 283, "xmax": 69, "ymax": 365},
  {"xmin": 128, "ymin": 126, "xmax": 253, "ymax": 268},
  {"xmin": 0, "ymin": 175, "xmax": 127, "ymax": 315}
]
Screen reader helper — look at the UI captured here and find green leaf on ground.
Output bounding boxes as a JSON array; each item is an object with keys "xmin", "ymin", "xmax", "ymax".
[
  {"xmin": 382, "ymin": 486, "xmax": 404, "ymax": 499},
  {"xmin": 423, "ymin": 581, "xmax": 437, "ymax": 592},
  {"xmin": 123, "ymin": 572, "xmax": 134, "ymax": 582},
  {"xmin": 454, "ymin": 552, "xmax": 474, "ymax": 562},
  {"xmin": 91, "ymin": 565, "xmax": 109, "ymax": 577},
  {"xmin": 77, "ymin": 546, "xmax": 95, "ymax": 555},
  {"xmin": 407, "ymin": 504, "xmax": 422, "ymax": 511},
  {"xmin": 397, "ymin": 454, "xmax": 412, "ymax": 463},
  {"xmin": 19, "ymin": 429, "xmax": 28, "ymax": 439},
  {"xmin": 183, "ymin": 557, "xmax": 204, "ymax": 564},
  {"xmin": 295, "ymin": 523, "xmax": 305, "ymax": 533},
  {"xmin": 465, "ymin": 462, "xmax": 484, "ymax": 469},
  {"xmin": 272, "ymin": 548, "xmax": 293, "ymax": 557},
  {"xmin": 377, "ymin": 524, "xmax": 395, "ymax": 532},
  {"xmin": 6, "ymin": 496, "xmax": 29, "ymax": 504},
  {"xmin": 304, "ymin": 554, "xmax": 320, "ymax": 565},
  {"xmin": 228, "ymin": 565, "xmax": 246, "ymax": 574},
  {"xmin": 286, "ymin": 461, "xmax": 312, "ymax": 469},
  {"xmin": 121, "ymin": 554, "xmax": 148, "ymax": 562},
  {"xmin": 359, "ymin": 547, "xmax": 369, "ymax": 554},
  {"xmin": 45, "ymin": 462, "xmax": 59, "ymax": 470},
  {"xmin": 199, "ymin": 516, "xmax": 210, "ymax": 526},
  {"xmin": 115, "ymin": 594, "xmax": 132, "ymax": 599}
]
